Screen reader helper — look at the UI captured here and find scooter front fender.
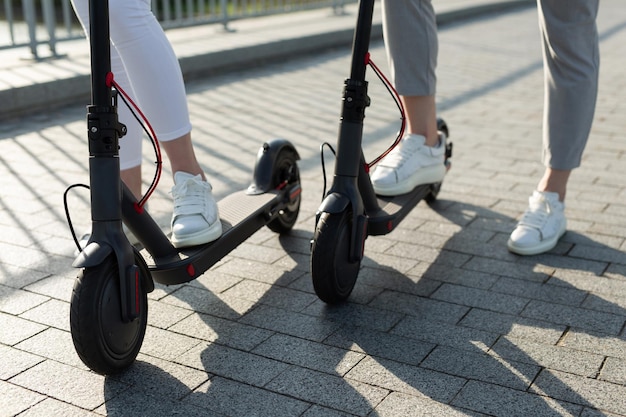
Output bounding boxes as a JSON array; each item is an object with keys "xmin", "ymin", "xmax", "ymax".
[{"xmin": 247, "ymin": 138, "xmax": 300, "ymax": 195}]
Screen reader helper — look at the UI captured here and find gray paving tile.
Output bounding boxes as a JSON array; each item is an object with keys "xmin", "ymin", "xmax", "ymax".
[
  {"xmin": 168, "ymin": 311, "xmax": 273, "ymax": 351},
  {"xmin": 373, "ymin": 392, "xmax": 485, "ymax": 417},
  {"xmin": 451, "ymin": 380, "xmax": 582, "ymax": 417},
  {"xmin": 303, "ymin": 300, "xmax": 404, "ymax": 332},
  {"xmin": 239, "ymin": 304, "xmax": 340, "ymax": 342},
  {"xmin": 421, "ymin": 345, "xmax": 540, "ymax": 390},
  {"xmin": 492, "ymin": 335, "xmax": 605, "ymax": 378},
  {"xmin": 266, "ymin": 366, "xmax": 389, "ymax": 417},
  {"xmin": 0, "ymin": 380, "xmax": 46, "ymax": 417},
  {"xmin": 0, "ymin": 312, "xmax": 46, "ymax": 346},
  {"xmin": 184, "ymin": 376, "xmax": 309, "ymax": 417},
  {"xmin": 0, "ymin": 344, "xmax": 43, "ymax": 380},
  {"xmin": 459, "ymin": 308, "xmax": 566, "ymax": 344},
  {"xmin": 0, "ymin": 285, "xmax": 49, "ymax": 315},
  {"xmin": 391, "ymin": 315, "xmax": 500, "ymax": 353},
  {"xmin": 252, "ymin": 333, "xmax": 364, "ymax": 376},
  {"xmin": 176, "ymin": 342, "xmax": 290, "ymax": 386},
  {"xmin": 14, "ymin": 397, "xmax": 100, "ymax": 417},
  {"xmin": 431, "ymin": 282, "xmax": 530, "ymax": 314},
  {"xmin": 345, "ymin": 356, "xmax": 466, "ymax": 403},
  {"xmin": 521, "ymin": 300, "xmax": 626, "ymax": 335},
  {"xmin": 531, "ymin": 369, "xmax": 626, "ymax": 416},
  {"xmin": 14, "ymin": 327, "xmax": 86, "ymax": 370},
  {"xmin": 323, "ymin": 325, "xmax": 435, "ymax": 366},
  {"xmin": 8, "ymin": 360, "xmax": 127, "ymax": 410},
  {"xmin": 368, "ymin": 290, "xmax": 469, "ymax": 324}
]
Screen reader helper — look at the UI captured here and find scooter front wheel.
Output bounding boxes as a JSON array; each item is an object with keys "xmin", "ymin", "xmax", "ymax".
[
  {"xmin": 70, "ymin": 255, "xmax": 148, "ymax": 375},
  {"xmin": 310, "ymin": 211, "xmax": 360, "ymax": 304}
]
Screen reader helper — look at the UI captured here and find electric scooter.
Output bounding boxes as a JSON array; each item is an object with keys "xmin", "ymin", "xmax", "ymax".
[
  {"xmin": 310, "ymin": 0, "xmax": 452, "ymax": 304},
  {"xmin": 67, "ymin": 0, "xmax": 301, "ymax": 375}
]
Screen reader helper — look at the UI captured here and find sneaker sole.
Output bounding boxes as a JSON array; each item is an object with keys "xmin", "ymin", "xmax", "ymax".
[
  {"xmin": 171, "ymin": 221, "xmax": 223, "ymax": 248},
  {"xmin": 507, "ymin": 227, "xmax": 566, "ymax": 256},
  {"xmin": 373, "ymin": 164, "xmax": 446, "ymax": 197}
]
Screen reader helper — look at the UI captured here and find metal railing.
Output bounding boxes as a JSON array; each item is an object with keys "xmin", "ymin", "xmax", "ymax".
[{"xmin": 1, "ymin": 0, "xmax": 354, "ymax": 60}]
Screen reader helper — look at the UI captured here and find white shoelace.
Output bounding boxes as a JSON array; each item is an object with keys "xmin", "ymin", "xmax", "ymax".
[
  {"xmin": 518, "ymin": 197, "xmax": 550, "ymax": 231},
  {"xmin": 172, "ymin": 179, "xmax": 209, "ymax": 216}
]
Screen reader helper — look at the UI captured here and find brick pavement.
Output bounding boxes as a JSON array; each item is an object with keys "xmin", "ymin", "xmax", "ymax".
[{"xmin": 1, "ymin": 1, "xmax": 626, "ymax": 416}]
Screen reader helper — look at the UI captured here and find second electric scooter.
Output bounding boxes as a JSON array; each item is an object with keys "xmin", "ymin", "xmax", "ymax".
[
  {"xmin": 67, "ymin": 0, "xmax": 302, "ymax": 375},
  {"xmin": 310, "ymin": 0, "xmax": 452, "ymax": 304}
]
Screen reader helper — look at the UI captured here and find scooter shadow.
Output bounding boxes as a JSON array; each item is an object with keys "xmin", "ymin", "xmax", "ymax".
[{"xmin": 102, "ymin": 199, "xmax": 626, "ymax": 416}]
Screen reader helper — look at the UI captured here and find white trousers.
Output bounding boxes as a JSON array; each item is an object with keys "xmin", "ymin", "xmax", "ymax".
[{"xmin": 71, "ymin": 0, "xmax": 192, "ymax": 169}]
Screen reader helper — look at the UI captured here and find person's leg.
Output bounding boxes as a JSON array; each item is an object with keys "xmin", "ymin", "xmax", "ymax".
[
  {"xmin": 371, "ymin": 0, "xmax": 445, "ymax": 196},
  {"xmin": 507, "ymin": 0, "xmax": 599, "ymax": 255},
  {"xmin": 72, "ymin": 0, "xmax": 221, "ymax": 247},
  {"xmin": 70, "ymin": 0, "xmax": 144, "ymax": 199}
]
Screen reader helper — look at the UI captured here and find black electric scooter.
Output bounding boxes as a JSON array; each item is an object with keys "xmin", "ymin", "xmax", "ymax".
[
  {"xmin": 310, "ymin": 0, "xmax": 452, "ymax": 304},
  {"xmin": 68, "ymin": 0, "xmax": 301, "ymax": 375}
]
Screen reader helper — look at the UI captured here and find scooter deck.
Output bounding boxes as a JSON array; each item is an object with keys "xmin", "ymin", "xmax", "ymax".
[
  {"xmin": 143, "ymin": 190, "xmax": 279, "ymax": 285},
  {"xmin": 366, "ymin": 183, "xmax": 434, "ymax": 236}
]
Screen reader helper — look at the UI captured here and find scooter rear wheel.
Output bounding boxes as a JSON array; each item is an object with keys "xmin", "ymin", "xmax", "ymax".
[
  {"xmin": 267, "ymin": 147, "xmax": 301, "ymax": 234},
  {"xmin": 310, "ymin": 210, "xmax": 360, "ymax": 304},
  {"xmin": 70, "ymin": 255, "xmax": 148, "ymax": 375}
]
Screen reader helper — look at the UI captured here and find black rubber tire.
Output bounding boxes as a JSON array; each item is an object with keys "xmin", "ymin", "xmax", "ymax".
[
  {"xmin": 310, "ymin": 211, "xmax": 360, "ymax": 304},
  {"xmin": 267, "ymin": 148, "xmax": 301, "ymax": 234},
  {"xmin": 70, "ymin": 256, "xmax": 148, "ymax": 375}
]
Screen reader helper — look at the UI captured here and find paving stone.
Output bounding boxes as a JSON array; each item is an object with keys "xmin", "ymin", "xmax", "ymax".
[
  {"xmin": 0, "ymin": 344, "xmax": 43, "ymax": 380},
  {"xmin": 0, "ymin": 312, "xmax": 46, "ymax": 346},
  {"xmin": 373, "ymin": 392, "xmax": 485, "ymax": 417},
  {"xmin": 600, "ymin": 356, "xmax": 626, "ymax": 386},
  {"xmin": 303, "ymin": 300, "xmax": 404, "ymax": 332},
  {"xmin": 491, "ymin": 336, "xmax": 604, "ymax": 378},
  {"xmin": 0, "ymin": 380, "xmax": 46, "ymax": 417},
  {"xmin": 391, "ymin": 315, "xmax": 500, "ymax": 353},
  {"xmin": 368, "ymin": 290, "xmax": 469, "ymax": 324},
  {"xmin": 9, "ymin": 360, "xmax": 126, "ymax": 410},
  {"xmin": 168, "ymin": 311, "xmax": 273, "ymax": 351},
  {"xmin": 345, "ymin": 356, "xmax": 466, "ymax": 403},
  {"xmin": 185, "ymin": 376, "xmax": 309, "ymax": 417},
  {"xmin": 252, "ymin": 333, "xmax": 364, "ymax": 376},
  {"xmin": 521, "ymin": 300, "xmax": 626, "ymax": 335},
  {"xmin": 431, "ymin": 282, "xmax": 530, "ymax": 314},
  {"xmin": 239, "ymin": 304, "xmax": 340, "ymax": 342},
  {"xmin": 459, "ymin": 308, "xmax": 566, "ymax": 344},
  {"xmin": 265, "ymin": 366, "xmax": 389, "ymax": 417},
  {"xmin": 0, "ymin": 285, "xmax": 49, "ymax": 315},
  {"xmin": 531, "ymin": 369, "xmax": 626, "ymax": 416},
  {"xmin": 14, "ymin": 397, "xmax": 100, "ymax": 417},
  {"xmin": 451, "ymin": 380, "xmax": 582, "ymax": 417},
  {"xmin": 14, "ymin": 327, "xmax": 86, "ymax": 370},
  {"xmin": 176, "ymin": 342, "xmax": 290, "ymax": 386},
  {"xmin": 421, "ymin": 345, "xmax": 540, "ymax": 390},
  {"xmin": 323, "ymin": 325, "xmax": 435, "ymax": 366}
]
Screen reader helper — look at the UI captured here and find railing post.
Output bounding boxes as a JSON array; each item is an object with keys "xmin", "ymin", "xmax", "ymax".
[
  {"xmin": 22, "ymin": 0, "xmax": 39, "ymax": 59},
  {"xmin": 220, "ymin": 0, "xmax": 231, "ymax": 31},
  {"xmin": 42, "ymin": 0, "xmax": 58, "ymax": 57},
  {"xmin": 4, "ymin": 0, "xmax": 17, "ymax": 45}
]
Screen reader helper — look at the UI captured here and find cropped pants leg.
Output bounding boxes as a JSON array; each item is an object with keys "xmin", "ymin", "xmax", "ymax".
[
  {"xmin": 381, "ymin": 0, "xmax": 438, "ymax": 96},
  {"xmin": 538, "ymin": 0, "xmax": 599, "ymax": 170}
]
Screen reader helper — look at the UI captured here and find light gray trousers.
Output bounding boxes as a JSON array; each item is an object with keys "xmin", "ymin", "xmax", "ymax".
[
  {"xmin": 381, "ymin": 0, "xmax": 600, "ymax": 170},
  {"xmin": 538, "ymin": 0, "xmax": 599, "ymax": 170}
]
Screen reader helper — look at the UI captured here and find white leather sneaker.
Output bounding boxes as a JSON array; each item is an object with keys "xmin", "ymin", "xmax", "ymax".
[
  {"xmin": 371, "ymin": 133, "xmax": 446, "ymax": 196},
  {"xmin": 170, "ymin": 171, "xmax": 222, "ymax": 248},
  {"xmin": 508, "ymin": 191, "xmax": 566, "ymax": 256}
]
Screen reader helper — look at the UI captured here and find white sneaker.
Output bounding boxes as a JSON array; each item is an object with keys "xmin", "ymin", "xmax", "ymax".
[
  {"xmin": 507, "ymin": 191, "xmax": 566, "ymax": 256},
  {"xmin": 170, "ymin": 171, "xmax": 222, "ymax": 248},
  {"xmin": 371, "ymin": 133, "xmax": 446, "ymax": 196}
]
